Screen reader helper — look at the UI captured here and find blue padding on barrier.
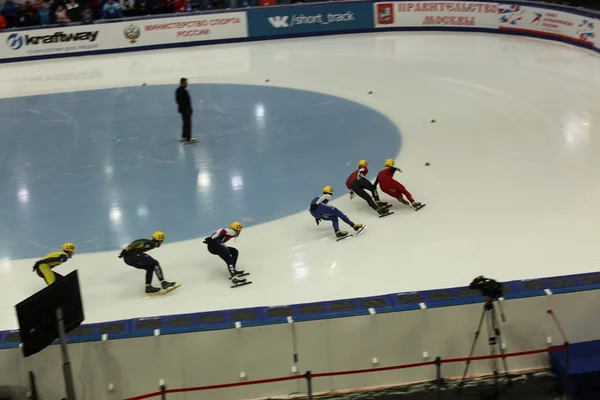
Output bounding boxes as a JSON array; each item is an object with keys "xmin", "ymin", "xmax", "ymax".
[
  {"xmin": 550, "ymin": 341, "xmax": 600, "ymax": 397},
  {"xmin": 1, "ymin": 272, "xmax": 599, "ymax": 348}
]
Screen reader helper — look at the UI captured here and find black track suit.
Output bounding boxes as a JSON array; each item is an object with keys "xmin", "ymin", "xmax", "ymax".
[{"xmin": 346, "ymin": 166, "xmax": 381, "ymax": 210}]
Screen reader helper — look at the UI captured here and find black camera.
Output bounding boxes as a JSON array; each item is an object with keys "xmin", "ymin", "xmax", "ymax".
[{"xmin": 469, "ymin": 276, "xmax": 503, "ymax": 299}]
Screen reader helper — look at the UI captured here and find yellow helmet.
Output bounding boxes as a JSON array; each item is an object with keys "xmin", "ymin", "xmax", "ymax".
[
  {"xmin": 358, "ymin": 160, "xmax": 368, "ymax": 167},
  {"xmin": 152, "ymin": 231, "xmax": 166, "ymax": 241},
  {"xmin": 230, "ymin": 221, "xmax": 243, "ymax": 231},
  {"xmin": 62, "ymin": 242, "xmax": 76, "ymax": 253},
  {"xmin": 384, "ymin": 159, "xmax": 395, "ymax": 167},
  {"xmin": 322, "ymin": 186, "xmax": 333, "ymax": 195}
]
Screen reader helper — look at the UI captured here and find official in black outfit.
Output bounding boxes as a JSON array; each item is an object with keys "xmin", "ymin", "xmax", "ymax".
[{"xmin": 175, "ymin": 77, "xmax": 196, "ymax": 143}]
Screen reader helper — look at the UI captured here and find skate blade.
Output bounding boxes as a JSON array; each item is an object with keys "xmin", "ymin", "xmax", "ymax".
[
  {"xmin": 355, "ymin": 225, "xmax": 367, "ymax": 236},
  {"xmin": 143, "ymin": 284, "xmax": 182, "ymax": 299},
  {"xmin": 414, "ymin": 204, "xmax": 426, "ymax": 211},
  {"xmin": 379, "ymin": 212, "xmax": 394, "ymax": 218},
  {"xmin": 231, "ymin": 281, "xmax": 253, "ymax": 288},
  {"xmin": 336, "ymin": 234, "xmax": 353, "ymax": 242}
]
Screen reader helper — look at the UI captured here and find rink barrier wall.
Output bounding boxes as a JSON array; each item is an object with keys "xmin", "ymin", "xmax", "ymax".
[
  {"xmin": 0, "ymin": 271, "xmax": 599, "ymax": 349},
  {"xmin": 2, "ymin": 0, "xmax": 600, "ymax": 62}
]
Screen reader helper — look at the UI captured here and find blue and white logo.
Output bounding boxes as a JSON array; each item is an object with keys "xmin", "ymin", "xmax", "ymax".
[
  {"xmin": 268, "ymin": 16, "xmax": 290, "ymax": 28},
  {"xmin": 6, "ymin": 33, "xmax": 23, "ymax": 50}
]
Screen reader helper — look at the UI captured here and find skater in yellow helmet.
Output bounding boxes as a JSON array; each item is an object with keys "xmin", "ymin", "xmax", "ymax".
[
  {"xmin": 118, "ymin": 231, "xmax": 177, "ymax": 294},
  {"xmin": 309, "ymin": 186, "xmax": 365, "ymax": 240},
  {"xmin": 203, "ymin": 222, "xmax": 249, "ymax": 287},
  {"xmin": 33, "ymin": 242, "xmax": 76, "ymax": 285}
]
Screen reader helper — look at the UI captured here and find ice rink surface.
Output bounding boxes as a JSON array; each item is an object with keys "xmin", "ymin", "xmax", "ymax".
[{"xmin": 1, "ymin": 32, "xmax": 600, "ymax": 330}]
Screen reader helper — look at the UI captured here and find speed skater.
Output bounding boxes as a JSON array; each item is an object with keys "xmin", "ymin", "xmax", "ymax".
[
  {"xmin": 345, "ymin": 159, "xmax": 389, "ymax": 215},
  {"xmin": 32, "ymin": 242, "xmax": 76, "ymax": 285},
  {"xmin": 203, "ymin": 222, "xmax": 247, "ymax": 284},
  {"xmin": 309, "ymin": 186, "xmax": 365, "ymax": 240},
  {"xmin": 119, "ymin": 231, "xmax": 177, "ymax": 294},
  {"xmin": 375, "ymin": 159, "xmax": 424, "ymax": 210}
]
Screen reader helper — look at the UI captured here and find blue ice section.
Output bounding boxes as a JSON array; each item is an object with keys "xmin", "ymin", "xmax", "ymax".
[{"xmin": 0, "ymin": 84, "xmax": 401, "ymax": 259}]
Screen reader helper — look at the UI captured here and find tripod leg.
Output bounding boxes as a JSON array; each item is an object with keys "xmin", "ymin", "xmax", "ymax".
[
  {"xmin": 486, "ymin": 309, "xmax": 501, "ymax": 397},
  {"xmin": 490, "ymin": 306, "xmax": 511, "ymax": 382},
  {"xmin": 458, "ymin": 306, "xmax": 487, "ymax": 391}
]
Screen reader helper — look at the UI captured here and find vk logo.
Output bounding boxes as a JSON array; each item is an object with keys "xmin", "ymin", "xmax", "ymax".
[
  {"xmin": 7, "ymin": 33, "xmax": 23, "ymax": 50},
  {"xmin": 268, "ymin": 16, "xmax": 289, "ymax": 28}
]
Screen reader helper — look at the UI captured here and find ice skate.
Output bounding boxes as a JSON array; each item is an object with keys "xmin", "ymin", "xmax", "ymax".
[
  {"xmin": 377, "ymin": 206, "xmax": 394, "ymax": 218},
  {"xmin": 398, "ymin": 198, "xmax": 410, "ymax": 206},
  {"xmin": 145, "ymin": 285, "xmax": 160, "ymax": 294},
  {"xmin": 353, "ymin": 224, "xmax": 366, "ymax": 236},
  {"xmin": 230, "ymin": 274, "xmax": 252, "ymax": 288},
  {"xmin": 230, "ymin": 269, "xmax": 249, "ymax": 279},
  {"xmin": 377, "ymin": 201, "xmax": 390, "ymax": 209},
  {"xmin": 161, "ymin": 280, "xmax": 176, "ymax": 290},
  {"xmin": 336, "ymin": 230, "xmax": 352, "ymax": 241},
  {"xmin": 183, "ymin": 138, "xmax": 199, "ymax": 145},
  {"xmin": 411, "ymin": 202, "xmax": 426, "ymax": 211}
]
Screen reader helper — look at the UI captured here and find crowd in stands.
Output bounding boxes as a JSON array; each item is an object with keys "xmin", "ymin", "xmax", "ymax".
[{"xmin": 0, "ymin": 0, "xmax": 193, "ymax": 28}]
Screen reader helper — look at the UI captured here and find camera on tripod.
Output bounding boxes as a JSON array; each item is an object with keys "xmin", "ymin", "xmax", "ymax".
[{"xmin": 470, "ymin": 275, "xmax": 503, "ymax": 300}]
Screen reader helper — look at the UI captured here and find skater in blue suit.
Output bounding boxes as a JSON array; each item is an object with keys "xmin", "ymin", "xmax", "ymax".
[{"xmin": 309, "ymin": 186, "xmax": 366, "ymax": 240}]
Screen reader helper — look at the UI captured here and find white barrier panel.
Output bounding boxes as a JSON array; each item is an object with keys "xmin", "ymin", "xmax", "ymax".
[
  {"xmin": 122, "ymin": 13, "xmax": 248, "ymax": 47},
  {"xmin": 374, "ymin": 2, "xmax": 499, "ymax": 28},
  {"xmin": 0, "ymin": 12, "xmax": 248, "ymax": 60},
  {"xmin": 498, "ymin": 4, "xmax": 597, "ymax": 45}
]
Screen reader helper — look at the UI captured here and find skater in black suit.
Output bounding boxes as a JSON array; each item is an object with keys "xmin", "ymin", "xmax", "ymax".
[{"xmin": 175, "ymin": 78, "xmax": 198, "ymax": 144}]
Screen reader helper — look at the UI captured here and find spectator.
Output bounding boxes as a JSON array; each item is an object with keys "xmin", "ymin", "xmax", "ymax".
[
  {"xmin": 161, "ymin": 0, "xmax": 173, "ymax": 13},
  {"xmin": 174, "ymin": 0, "xmax": 186, "ymax": 12},
  {"xmin": 89, "ymin": 0, "xmax": 101, "ymax": 19},
  {"xmin": 103, "ymin": 0, "xmax": 122, "ymax": 18},
  {"xmin": 65, "ymin": 0, "xmax": 81, "ymax": 21},
  {"xmin": 38, "ymin": 0, "xmax": 51, "ymax": 24},
  {"xmin": 81, "ymin": 6, "xmax": 93, "ymax": 22},
  {"xmin": 0, "ymin": 15, "xmax": 6, "ymax": 29},
  {"xmin": 1, "ymin": 0, "xmax": 19, "ymax": 28},
  {"xmin": 119, "ymin": 0, "xmax": 135, "ymax": 16},
  {"xmin": 55, "ymin": 5, "xmax": 70, "ymax": 23},
  {"xmin": 18, "ymin": 1, "xmax": 38, "ymax": 26}
]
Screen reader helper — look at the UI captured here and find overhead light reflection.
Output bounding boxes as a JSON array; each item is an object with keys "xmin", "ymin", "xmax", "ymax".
[
  {"xmin": 17, "ymin": 187, "xmax": 29, "ymax": 204},
  {"xmin": 255, "ymin": 103, "xmax": 265, "ymax": 119},
  {"xmin": 230, "ymin": 174, "xmax": 244, "ymax": 191},
  {"xmin": 562, "ymin": 111, "xmax": 591, "ymax": 151},
  {"xmin": 104, "ymin": 164, "xmax": 114, "ymax": 179},
  {"xmin": 197, "ymin": 171, "xmax": 211, "ymax": 189},
  {"xmin": 137, "ymin": 205, "xmax": 148, "ymax": 217},
  {"xmin": 110, "ymin": 207, "xmax": 122, "ymax": 225}
]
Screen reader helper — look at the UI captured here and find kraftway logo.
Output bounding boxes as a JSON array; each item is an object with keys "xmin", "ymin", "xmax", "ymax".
[
  {"xmin": 6, "ymin": 31, "xmax": 99, "ymax": 50},
  {"xmin": 268, "ymin": 11, "xmax": 355, "ymax": 29}
]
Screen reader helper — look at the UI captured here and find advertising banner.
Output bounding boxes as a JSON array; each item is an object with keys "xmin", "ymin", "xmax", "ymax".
[
  {"xmin": 374, "ymin": 2, "xmax": 499, "ymax": 29},
  {"xmin": 498, "ymin": 4, "xmax": 596, "ymax": 45},
  {"xmin": 2, "ymin": 26, "xmax": 103, "ymax": 59},
  {"xmin": 121, "ymin": 12, "xmax": 248, "ymax": 47},
  {"xmin": 1, "ymin": 12, "xmax": 248, "ymax": 60},
  {"xmin": 247, "ymin": 2, "xmax": 374, "ymax": 37}
]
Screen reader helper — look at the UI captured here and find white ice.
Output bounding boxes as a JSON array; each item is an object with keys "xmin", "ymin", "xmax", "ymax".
[{"xmin": 1, "ymin": 32, "xmax": 600, "ymax": 330}]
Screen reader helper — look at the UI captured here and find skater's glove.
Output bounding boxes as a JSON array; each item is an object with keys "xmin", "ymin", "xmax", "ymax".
[
  {"xmin": 118, "ymin": 249, "xmax": 125, "ymax": 258},
  {"xmin": 202, "ymin": 237, "xmax": 209, "ymax": 244},
  {"xmin": 350, "ymin": 192, "xmax": 355, "ymax": 199},
  {"xmin": 309, "ymin": 203, "xmax": 318, "ymax": 212},
  {"xmin": 396, "ymin": 167, "xmax": 402, "ymax": 173},
  {"xmin": 315, "ymin": 218, "xmax": 320, "ymax": 226}
]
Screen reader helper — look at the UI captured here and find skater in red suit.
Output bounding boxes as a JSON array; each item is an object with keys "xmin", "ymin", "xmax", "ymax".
[{"xmin": 375, "ymin": 159, "xmax": 424, "ymax": 210}]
